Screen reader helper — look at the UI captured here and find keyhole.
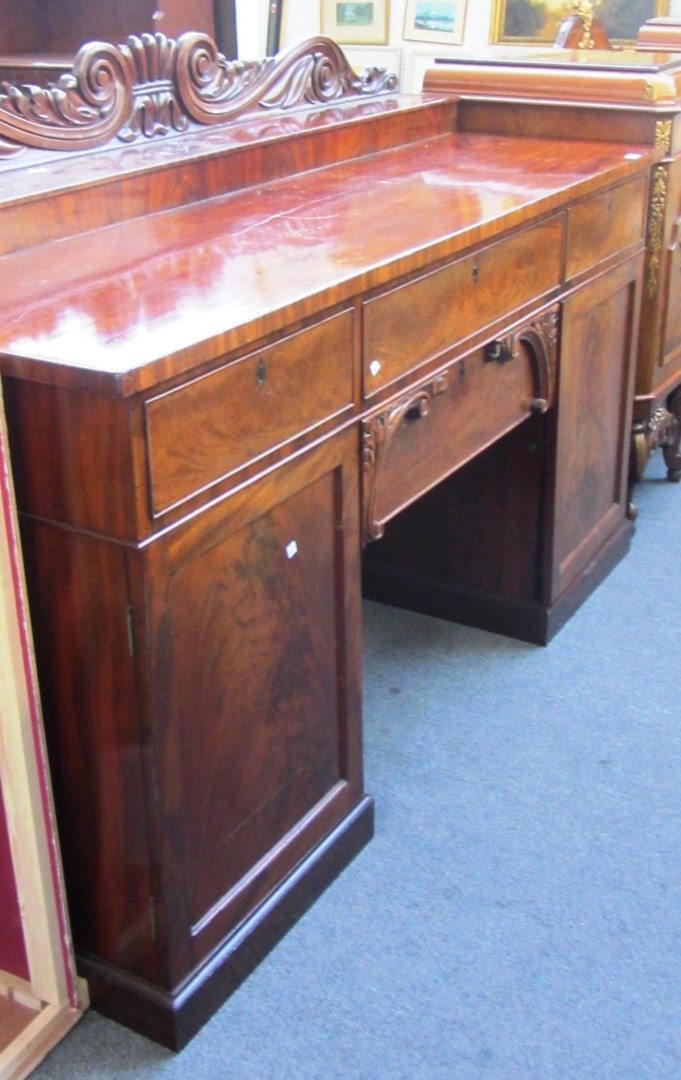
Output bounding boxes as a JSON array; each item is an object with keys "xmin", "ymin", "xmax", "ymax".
[{"xmin": 256, "ymin": 357, "xmax": 267, "ymax": 389}]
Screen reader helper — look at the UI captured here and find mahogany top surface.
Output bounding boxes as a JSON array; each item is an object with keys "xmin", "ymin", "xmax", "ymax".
[{"xmin": 0, "ymin": 123, "xmax": 655, "ymax": 397}]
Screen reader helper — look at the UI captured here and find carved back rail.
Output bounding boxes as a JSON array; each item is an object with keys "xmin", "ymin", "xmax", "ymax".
[{"xmin": 0, "ymin": 33, "xmax": 398, "ymax": 158}]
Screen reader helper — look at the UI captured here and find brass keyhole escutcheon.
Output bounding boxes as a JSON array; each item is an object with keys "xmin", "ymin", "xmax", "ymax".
[
  {"xmin": 256, "ymin": 357, "xmax": 267, "ymax": 389},
  {"xmin": 484, "ymin": 340, "xmax": 513, "ymax": 365}
]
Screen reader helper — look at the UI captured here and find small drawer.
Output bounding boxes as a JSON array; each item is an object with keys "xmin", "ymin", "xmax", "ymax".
[
  {"xmin": 566, "ymin": 174, "xmax": 647, "ymax": 280},
  {"xmin": 362, "ymin": 217, "xmax": 561, "ymax": 397},
  {"xmin": 363, "ymin": 309, "xmax": 558, "ymax": 541},
  {"xmin": 146, "ymin": 310, "xmax": 354, "ymax": 515}
]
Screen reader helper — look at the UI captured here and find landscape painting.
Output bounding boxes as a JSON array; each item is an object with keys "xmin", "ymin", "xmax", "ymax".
[
  {"xmin": 403, "ymin": 0, "xmax": 468, "ymax": 44},
  {"xmin": 321, "ymin": 0, "xmax": 389, "ymax": 43},
  {"xmin": 337, "ymin": 3, "xmax": 374, "ymax": 26},
  {"xmin": 493, "ymin": 0, "xmax": 668, "ymax": 44}
]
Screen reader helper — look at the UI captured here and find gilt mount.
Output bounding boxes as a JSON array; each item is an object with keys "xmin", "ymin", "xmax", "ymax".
[{"xmin": 0, "ymin": 33, "xmax": 399, "ymax": 157}]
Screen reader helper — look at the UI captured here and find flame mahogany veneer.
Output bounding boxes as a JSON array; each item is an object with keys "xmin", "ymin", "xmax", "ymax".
[{"xmin": 0, "ymin": 34, "xmax": 659, "ymax": 1048}]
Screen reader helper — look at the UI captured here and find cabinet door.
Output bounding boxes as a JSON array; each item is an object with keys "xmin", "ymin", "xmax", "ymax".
[
  {"xmin": 548, "ymin": 255, "xmax": 640, "ymax": 602},
  {"xmin": 139, "ymin": 428, "xmax": 363, "ymax": 986}
]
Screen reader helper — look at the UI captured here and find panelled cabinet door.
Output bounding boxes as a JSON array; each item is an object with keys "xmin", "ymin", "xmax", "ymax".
[
  {"xmin": 0, "ymin": 388, "xmax": 87, "ymax": 1079},
  {"xmin": 137, "ymin": 427, "xmax": 364, "ymax": 988},
  {"xmin": 549, "ymin": 254, "xmax": 641, "ymax": 602}
]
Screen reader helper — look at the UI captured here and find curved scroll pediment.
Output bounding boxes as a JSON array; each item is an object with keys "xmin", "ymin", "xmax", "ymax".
[{"xmin": 0, "ymin": 33, "xmax": 399, "ymax": 157}]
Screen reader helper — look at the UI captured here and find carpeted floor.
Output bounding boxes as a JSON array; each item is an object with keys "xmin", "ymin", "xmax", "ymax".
[{"xmin": 32, "ymin": 453, "xmax": 680, "ymax": 1079}]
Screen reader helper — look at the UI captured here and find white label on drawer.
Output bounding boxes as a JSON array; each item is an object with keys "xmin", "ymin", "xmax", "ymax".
[
  {"xmin": 286, "ymin": 541, "xmax": 298, "ymax": 560},
  {"xmin": 369, "ymin": 359, "xmax": 382, "ymax": 377}
]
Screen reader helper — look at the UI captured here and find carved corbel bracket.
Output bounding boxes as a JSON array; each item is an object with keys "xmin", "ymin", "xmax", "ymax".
[
  {"xmin": 363, "ymin": 373, "xmax": 449, "ymax": 543},
  {"xmin": 0, "ymin": 33, "xmax": 399, "ymax": 157},
  {"xmin": 486, "ymin": 307, "xmax": 560, "ymax": 414}
]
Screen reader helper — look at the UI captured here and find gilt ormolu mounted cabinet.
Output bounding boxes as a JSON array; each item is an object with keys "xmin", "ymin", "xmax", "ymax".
[{"xmin": 424, "ymin": 46, "xmax": 681, "ymax": 483}]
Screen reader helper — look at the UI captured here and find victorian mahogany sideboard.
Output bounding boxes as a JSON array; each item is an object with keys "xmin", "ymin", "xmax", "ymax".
[
  {"xmin": 424, "ymin": 48, "xmax": 681, "ymax": 483},
  {"xmin": 0, "ymin": 34, "xmax": 658, "ymax": 1048}
]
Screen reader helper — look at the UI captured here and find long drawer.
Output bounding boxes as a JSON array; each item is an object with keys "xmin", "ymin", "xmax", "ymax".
[
  {"xmin": 362, "ymin": 307, "xmax": 558, "ymax": 542},
  {"xmin": 145, "ymin": 310, "xmax": 354, "ymax": 516},
  {"xmin": 362, "ymin": 216, "xmax": 562, "ymax": 398}
]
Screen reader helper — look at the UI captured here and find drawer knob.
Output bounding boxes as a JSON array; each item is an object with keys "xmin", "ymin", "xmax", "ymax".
[
  {"xmin": 255, "ymin": 357, "xmax": 267, "ymax": 388},
  {"xmin": 484, "ymin": 340, "xmax": 513, "ymax": 365}
]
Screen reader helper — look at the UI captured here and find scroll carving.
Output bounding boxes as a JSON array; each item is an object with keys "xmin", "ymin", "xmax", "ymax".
[
  {"xmin": 176, "ymin": 34, "xmax": 399, "ymax": 126},
  {"xmin": 0, "ymin": 33, "xmax": 398, "ymax": 157},
  {"xmin": 363, "ymin": 373, "xmax": 449, "ymax": 542},
  {"xmin": 0, "ymin": 41, "xmax": 133, "ymax": 155}
]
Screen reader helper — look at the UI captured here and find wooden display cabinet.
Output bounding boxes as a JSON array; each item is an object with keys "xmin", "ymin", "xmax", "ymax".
[{"xmin": 424, "ymin": 48, "xmax": 681, "ymax": 485}]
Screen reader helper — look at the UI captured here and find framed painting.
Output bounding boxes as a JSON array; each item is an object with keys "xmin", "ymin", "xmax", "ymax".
[
  {"xmin": 321, "ymin": 1, "xmax": 390, "ymax": 44},
  {"xmin": 403, "ymin": 0, "xmax": 468, "ymax": 45},
  {"xmin": 266, "ymin": 0, "xmax": 284, "ymax": 54},
  {"xmin": 492, "ymin": 0, "xmax": 669, "ymax": 45}
]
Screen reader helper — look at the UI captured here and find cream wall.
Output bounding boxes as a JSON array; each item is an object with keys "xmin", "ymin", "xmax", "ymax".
[
  {"xmin": 280, "ymin": 0, "xmax": 495, "ymax": 48},
  {"xmin": 283, "ymin": 0, "xmax": 495, "ymax": 91},
  {"xmin": 236, "ymin": 0, "xmax": 494, "ymax": 90},
  {"xmin": 236, "ymin": 1, "xmax": 681, "ymax": 91}
]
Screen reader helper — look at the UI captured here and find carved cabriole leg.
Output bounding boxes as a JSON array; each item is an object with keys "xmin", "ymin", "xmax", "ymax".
[
  {"xmin": 631, "ymin": 400, "xmax": 681, "ymax": 483},
  {"xmin": 663, "ymin": 386, "xmax": 681, "ymax": 481}
]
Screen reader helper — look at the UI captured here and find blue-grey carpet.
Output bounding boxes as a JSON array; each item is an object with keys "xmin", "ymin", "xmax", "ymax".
[{"xmin": 33, "ymin": 453, "xmax": 680, "ymax": 1079}]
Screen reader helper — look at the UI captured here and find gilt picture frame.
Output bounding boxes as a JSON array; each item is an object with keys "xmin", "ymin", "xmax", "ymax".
[
  {"xmin": 403, "ymin": 0, "xmax": 468, "ymax": 45},
  {"xmin": 491, "ymin": 0, "xmax": 669, "ymax": 46},
  {"xmin": 321, "ymin": 1, "xmax": 390, "ymax": 45}
]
